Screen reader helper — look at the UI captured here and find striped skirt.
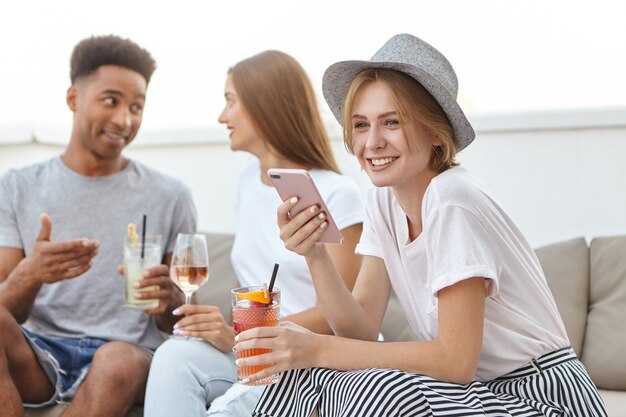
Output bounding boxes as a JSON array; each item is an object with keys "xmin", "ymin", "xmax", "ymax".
[{"xmin": 252, "ymin": 348, "xmax": 607, "ymax": 417}]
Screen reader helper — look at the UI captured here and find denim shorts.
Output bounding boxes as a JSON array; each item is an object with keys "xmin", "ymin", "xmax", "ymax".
[{"xmin": 21, "ymin": 327, "xmax": 109, "ymax": 407}]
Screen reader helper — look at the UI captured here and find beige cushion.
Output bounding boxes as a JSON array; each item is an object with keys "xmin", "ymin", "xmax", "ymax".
[
  {"xmin": 582, "ymin": 236, "xmax": 626, "ymax": 390},
  {"xmin": 535, "ymin": 237, "xmax": 589, "ymax": 356},
  {"xmin": 598, "ymin": 389, "xmax": 626, "ymax": 417}
]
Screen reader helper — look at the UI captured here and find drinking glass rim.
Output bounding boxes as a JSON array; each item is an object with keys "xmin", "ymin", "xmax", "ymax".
[{"xmin": 231, "ymin": 286, "xmax": 280, "ymax": 295}]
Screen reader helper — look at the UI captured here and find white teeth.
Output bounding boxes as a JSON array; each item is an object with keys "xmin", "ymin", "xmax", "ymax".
[
  {"xmin": 105, "ymin": 132, "xmax": 125, "ymax": 141},
  {"xmin": 371, "ymin": 157, "xmax": 396, "ymax": 166}
]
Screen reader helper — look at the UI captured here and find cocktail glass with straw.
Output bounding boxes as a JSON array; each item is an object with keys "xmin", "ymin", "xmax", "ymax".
[
  {"xmin": 231, "ymin": 263, "xmax": 281, "ymax": 385},
  {"xmin": 124, "ymin": 215, "xmax": 161, "ymax": 309}
]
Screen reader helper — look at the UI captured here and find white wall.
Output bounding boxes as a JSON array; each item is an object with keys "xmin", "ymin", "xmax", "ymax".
[
  {"xmin": 458, "ymin": 108, "xmax": 626, "ymax": 247},
  {"xmin": 1, "ymin": 107, "xmax": 625, "ymax": 247}
]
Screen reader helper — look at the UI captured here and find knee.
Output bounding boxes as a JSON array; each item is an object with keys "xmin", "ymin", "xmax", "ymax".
[
  {"xmin": 150, "ymin": 339, "xmax": 235, "ymax": 385},
  {"xmin": 154, "ymin": 338, "xmax": 223, "ymax": 362},
  {"xmin": 149, "ymin": 339, "xmax": 183, "ymax": 376},
  {"xmin": 91, "ymin": 341, "xmax": 151, "ymax": 385},
  {"xmin": 152, "ymin": 339, "xmax": 227, "ymax": 374}
]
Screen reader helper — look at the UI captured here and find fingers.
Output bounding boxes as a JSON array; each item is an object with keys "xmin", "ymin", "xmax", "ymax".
[
  {"xmin": 32, "ymin": 245, "xmax": 97, "ymax": 284},
  {"xmin": 36, "ymin": 213, "xmax": 52, "ymax": 242},
  {"xmin": 172, "ymin": 316, "xmax": 234, "ymax": 351},
  {"xmin": 235, "ymin": 325, "xmax": 280, "ymax": 343},
  {"xmin": 142, "ymin": 264, "xmax": 169, "ymax": 278},
  {"xmin": 33, "ymin": 213, "xmax": 98, "ymax": 254},
  {"xmin": 133, "ymin": 268, "xmax": 172, "ymax": 291},
  {"xmin": 174, "ymin": 304, "xmax": 218, "ymax": 316},
  {"xmin": 281, "ymin": 214, "xmax": 328, "ymax": 255},
  {"xmin": 241, "ymin": 365, "xmax": 282, "ymax": 384},
  {"xmin": 277, "ymin": 197, "xmax": 299, "ymax": 226},
  {"xmin": 57, "ymin": 260, "xmax": 93, "ymax": 280},
  {"xmin": 287, "ymin": 212, "xmax": 327, "ymax": 247},
  {"xmin": 173, "ymin": 307, "xmax": 222, "ymax": 326},
  {"xmin": 234, "ymin": 345, "xmax": 291, "ymax": 385},
  {"xmin": 277, "ymin": 198, "xmax": 325, "ymax": 239},
  {"xmin": 278, "ymin": 201, "xmax": 328, "ymax": 253},
  {"xmin": 174, "ymin": 313, "xmax": 220, "ymax": 330},
  {"xmin": 176, "ymin": 319, "xmax": 226, "ymax": 333},
  {"xmin": 38, "ymin": 238, "xmax": 99, "ymax": 256},
  {"xmin": 55, "ymin": 250, "xmax": 98, "ymax": 273},
  {"xmin": 134, "ymin": 286, "xmax": 167, "ymax": 302}
]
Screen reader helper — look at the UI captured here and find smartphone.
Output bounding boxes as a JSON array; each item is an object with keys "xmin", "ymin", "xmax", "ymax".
[{"xmin": 267, "ymin": 168, "xmax": 343, "ymax": 244}]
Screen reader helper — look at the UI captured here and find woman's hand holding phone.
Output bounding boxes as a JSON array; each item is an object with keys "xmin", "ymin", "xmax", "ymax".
[
  {"xmin": 277, "ymin": 196, "xmax": 330, "ymax": 257},
  {"xmin": 268, "ymin": 168, "xmax": 343, "ymax": 246},
  {"xmin": 269, "ymin": 168, "xmax": 343, "ymax": 256}
]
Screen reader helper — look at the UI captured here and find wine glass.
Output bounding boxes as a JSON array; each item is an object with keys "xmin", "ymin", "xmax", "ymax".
[{"xmin": 170, "ymin": 233, "xmax": 210, "ymax": 308}]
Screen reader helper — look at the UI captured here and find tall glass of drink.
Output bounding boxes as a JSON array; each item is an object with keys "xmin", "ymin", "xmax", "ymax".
[
  {"xmin": 124, "ymin": 235, "xmax": 161, "ymax": 309},
  {"xmin": 231, "ymin": 286, "xmax": 281, "ymax": 385}
]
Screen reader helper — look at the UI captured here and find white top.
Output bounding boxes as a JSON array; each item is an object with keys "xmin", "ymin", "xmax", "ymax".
[
  {"xmin": 231, "ymin": 159, "xmax": 364, "ymax": 316},
  {"xmin": 356, "ymin": 167, "xmax": 569, "ymax": 381}
]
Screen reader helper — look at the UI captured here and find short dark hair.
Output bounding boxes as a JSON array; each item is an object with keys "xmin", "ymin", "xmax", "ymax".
[{"xmin": 70, "ymin": 35, "xmax": 157, "ymax": 84}]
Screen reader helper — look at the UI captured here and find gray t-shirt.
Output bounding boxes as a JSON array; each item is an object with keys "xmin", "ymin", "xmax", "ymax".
[{"xmin": 0, "ymin": 156, "xmax": 197, "ymax": 350}]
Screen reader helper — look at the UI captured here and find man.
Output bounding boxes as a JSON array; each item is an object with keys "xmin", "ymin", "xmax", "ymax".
[{"xmin": 0, "ymin": 35, "xmax": 197, "ymax": 416}]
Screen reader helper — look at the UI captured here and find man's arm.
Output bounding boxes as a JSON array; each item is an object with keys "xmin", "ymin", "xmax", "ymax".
[
  {"xmin": 0, "ymin": 214, "xmax": 99, "ymax": 323},
  {"xmin": 0, "ymin": 247, "xmax": 41, "ymax": 322}
]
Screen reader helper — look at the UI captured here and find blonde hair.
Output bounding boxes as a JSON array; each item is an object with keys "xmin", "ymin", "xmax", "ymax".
[
  {"xmin": 230, "ymin": 50, "xmax": 339, "ymax": 173},
  {"xmin": 342, "ymin": 69, "xmax": 458, "ymax": 173}
]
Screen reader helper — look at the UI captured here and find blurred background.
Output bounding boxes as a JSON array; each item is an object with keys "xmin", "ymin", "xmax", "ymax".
[{"xmin": 1, "ymin": 0, "xmax": 625, "ymax": 246}]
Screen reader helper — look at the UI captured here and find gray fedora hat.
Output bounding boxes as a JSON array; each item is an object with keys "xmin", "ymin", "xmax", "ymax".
[{"xmin": 322, "ymin": 33, "xmax": 475, "ymax": 151}]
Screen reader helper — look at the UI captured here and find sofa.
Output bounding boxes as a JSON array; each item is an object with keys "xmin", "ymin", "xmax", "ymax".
[
  {"xmin": 534, "ymin": 236, "xmax": 626, "ymax": 416},
  {"xmin": 25, "ymin": 233, "xmax": 626, "ymax": 416}
]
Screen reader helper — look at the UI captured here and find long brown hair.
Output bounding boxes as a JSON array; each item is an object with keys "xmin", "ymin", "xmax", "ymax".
[
  {"xmin": 342, "ymin": 69, "xmax": 458, "ymax": 173},
  {"xmin": 230, "ymin": 50, "xmax": 339, "ymax": 173}
]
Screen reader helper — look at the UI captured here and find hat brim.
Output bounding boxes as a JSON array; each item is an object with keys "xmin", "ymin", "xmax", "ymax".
[{"xmin": 322, "ymin": 60, "xmax": 475, "ymax": 151}]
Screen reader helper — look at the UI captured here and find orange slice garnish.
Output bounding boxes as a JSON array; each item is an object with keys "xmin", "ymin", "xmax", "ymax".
[{"xmin": 236, "ymin": 290, "xmax": 271, "ymax": 304}]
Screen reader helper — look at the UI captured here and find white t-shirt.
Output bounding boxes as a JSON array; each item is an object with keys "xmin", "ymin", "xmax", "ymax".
[
  {"xmin": 231, "ymin": 159, "xmax": 364, "ymax": 316},
  {"xmin": 356, "ymin": 167, "xmax": 569, "ymax": 381}
]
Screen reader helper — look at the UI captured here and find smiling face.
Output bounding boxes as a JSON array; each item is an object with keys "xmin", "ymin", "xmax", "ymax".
[
  {"xmin": 351, "ymin": 80, "xmax": 440, "ymax": 191},
  {"xmin": 218, "ymin": 74, "xmax": 264, "ymax": 155},
  {"xmin": 67, "ymin": 65, "xmax": 146, "ymax": 165}
]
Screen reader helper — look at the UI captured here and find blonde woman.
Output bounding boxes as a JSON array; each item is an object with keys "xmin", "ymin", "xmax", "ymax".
[
  {"xmin": 144, "ymin": 50, "xmax": 363, "ymax": 417},
  {"xmin": 237, "ymin": 34, "xmax": 607, "ymax": 417}
]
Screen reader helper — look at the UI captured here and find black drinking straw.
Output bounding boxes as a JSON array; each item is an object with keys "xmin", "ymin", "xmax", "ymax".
[
  {"xmin": 268, "ymin": 263, "xmax": 279, "ymax": 292},
  {"xmin": 140, "ymin": 214, "xmax": 147, "ymax": 259}
]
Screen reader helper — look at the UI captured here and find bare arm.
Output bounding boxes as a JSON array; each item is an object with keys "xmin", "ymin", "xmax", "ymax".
[
  {"xmin": 0, "ymin": 214, "xmax": 99, "ymax": 322},
  {"xmin": 0, "ymin": 247, "xmax": 40, "ymax": 321},
  {"xmin": 315, "ymin": 277, "xmax": 486, "ymax": 383},
  {"xmin": 283, "ymin": 223, "xmax": 362, "ymax": 334},
  {"xmin": 305, "ymin": 252, "xmax": 391, "ymax": 340},
  {"xmin": 236, "ymin": 277, "xmax": 486, "ymax": 384},
  {"xmin": 278, "ymin": 198, "xmax": 388, "ymax": 340}
]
